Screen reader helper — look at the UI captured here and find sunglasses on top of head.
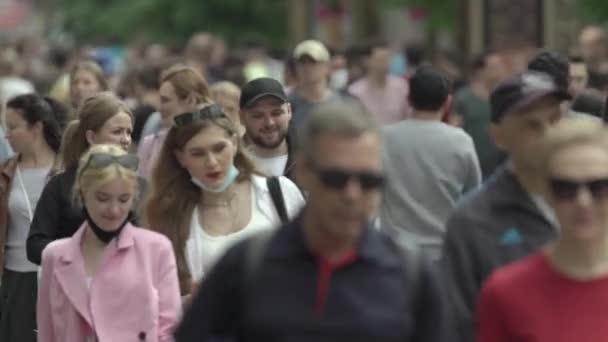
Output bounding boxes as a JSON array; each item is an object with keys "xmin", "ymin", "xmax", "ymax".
[
  {"xmin": 82, "ymin": 153, "xmax": 139, "ymax": 173},
  {"xmin": 549, "ymin": 177, "xmax": 608, "ymax": 201},
  {"xmin": 310, "ymin": 163, "xmax": 385, "ymax": 191},
  {"xmin": 173, "ymin": 104, "xmax": 227, "ymax": 127}
]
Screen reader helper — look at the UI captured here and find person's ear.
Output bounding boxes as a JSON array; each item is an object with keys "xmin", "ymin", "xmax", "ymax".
[
  {"xmin": 439, "ymin": 95, "xmax": 453, "ymax": 118},
  {"xmin": 85, "ymin": 130, "xmax": 96, "ymax": 145},
  {"xmin": 186, "ymin": 95, "xmax": 198, "ymax": 111},
  {"xmin": 33, "ymin": 121, "xmax": 44, "ymax": 135},
  {"xmin": 285, "ymin": 103, "xmax": 293, "ymax": 121}
]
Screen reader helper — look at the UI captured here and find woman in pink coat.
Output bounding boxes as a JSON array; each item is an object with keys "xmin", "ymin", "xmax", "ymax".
[{"xmin": 37, "ymin": 144, "xmax": 181, "ymax": 342}]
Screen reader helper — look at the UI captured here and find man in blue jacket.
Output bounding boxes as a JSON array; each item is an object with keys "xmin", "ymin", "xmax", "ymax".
[{"xmin": 441, "ymin": 70, "xmax": 569, "ymax": 342}]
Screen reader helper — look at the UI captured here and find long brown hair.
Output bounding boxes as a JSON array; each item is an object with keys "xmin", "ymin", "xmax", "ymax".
[
  {"xmin": 144, "ymin": 111, "xmax": 258, "ymax": 295},
  {"xmin": 60, "ymin": 92, "xmax": 134, "ymax": 171}
]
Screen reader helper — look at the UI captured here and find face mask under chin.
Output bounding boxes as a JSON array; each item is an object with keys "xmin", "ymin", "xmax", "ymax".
[{"xmin": 190, "ymin": 164, "xmax": 240, "ymax": 193}]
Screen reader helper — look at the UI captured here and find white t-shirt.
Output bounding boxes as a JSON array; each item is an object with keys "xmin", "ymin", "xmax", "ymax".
[
  {"xmin": 249, "ymin": 154, "xmax": 288, "ymax": 177},
  {"xmin": 186, "ymin": 175, "xmax": 305, "ymax": 281}
]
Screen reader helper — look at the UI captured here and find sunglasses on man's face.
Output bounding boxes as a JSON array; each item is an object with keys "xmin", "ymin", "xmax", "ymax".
[
  {"xmin": 549, "ymin": 177, "xmax": 608, "ymax": 201},
  {"xmin": 82, "ymin": 153, "xmax": 139, "ymax": 173},
  {"xmin": 312, "ymin": 165, "xmax": 385, "ymax": 191},
  {"xmin": 174, "ymin": 104, "xmax": 227, "ymax": 127}
]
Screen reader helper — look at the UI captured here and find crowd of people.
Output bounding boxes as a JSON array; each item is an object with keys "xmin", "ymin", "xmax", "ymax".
[{"xmin": 0, "ymin": 24, "xmax": 607, "ymax": 341}]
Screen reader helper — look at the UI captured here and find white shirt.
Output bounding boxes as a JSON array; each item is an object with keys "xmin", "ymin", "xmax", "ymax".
[
  {"xmin": 249, "ymin": 154, "xmax": 289, "ymax": 177},
  {"xmin": 186, "ymin": 175, "xmax": 305, "ymax": 281}
]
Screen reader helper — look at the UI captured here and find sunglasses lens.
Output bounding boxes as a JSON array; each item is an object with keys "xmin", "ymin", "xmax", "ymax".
[
  {"xmin": 550, "ymin": 179, "xmax": 579, "ymax": 200},
  {"xmin": 318, "ymin": 170, "xmax": 350, "ymax": 189},
  {"xmin": 588, "ymin": 179, "xmax": 608, "ymax": 199},
  {"xmin": 359, "ymin": 173, "xmax": 385, "ymax": 190},
  {"xmin": 89, "ymin": 154, "xmax": 114, "ymax": 168},
  {"xmin": 119, "ymin": 155, "xmax": 140, "ymax": 171}
]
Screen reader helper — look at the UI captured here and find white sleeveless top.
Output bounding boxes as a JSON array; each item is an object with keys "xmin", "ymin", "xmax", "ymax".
[{"xmin": 185, "ymin": 182, "xmax": 275, "ymax": 282}]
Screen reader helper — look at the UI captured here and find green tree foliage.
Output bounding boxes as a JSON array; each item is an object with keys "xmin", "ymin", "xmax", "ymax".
[
  {"xmin": 577, "ymin": 0, "xmax": 608, "ymax": 23},
  {"xmin": 382, "ymin": 0, "xmax": 457, "ymax": 30},
  {"xmin": 54, "ymin": 0, "xmax": 288, "ymax": 46}
]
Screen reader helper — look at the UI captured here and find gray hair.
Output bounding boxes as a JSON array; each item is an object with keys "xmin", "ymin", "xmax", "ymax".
[{"xmin": 299, "ymin": 99, "xmax": 380, "ymax": 157}]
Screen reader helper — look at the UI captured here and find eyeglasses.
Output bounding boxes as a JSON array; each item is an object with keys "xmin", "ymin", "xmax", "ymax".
[
  {"xmin": 312, "ymin": 165, "xmax": 385, "ymax": 191},
  {"xmin": 82, "ymin": 153, "xmax": 139, "ymax": 173},
  {"xmin": 549, "ymin": 177, "xmax": 608, "ymax": 201},
  {"xmin": 174, "ymin": 104, "xmax": 227, "ymax": 127}
]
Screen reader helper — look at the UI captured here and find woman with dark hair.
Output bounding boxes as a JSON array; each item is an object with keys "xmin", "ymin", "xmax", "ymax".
[
  {"xmin": 0, "ymin": 94, "xmax": 67, "ymax": 342},
  {"xmin": 27, "ymin": 92, "xmax": 142, "ymax": 265},
  {"xmin": 145, "ymin": 104, "xmax": 304, "ymax": 297}
]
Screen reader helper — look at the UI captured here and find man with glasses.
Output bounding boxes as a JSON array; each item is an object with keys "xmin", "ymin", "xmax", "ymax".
[
  {"xmin": 441, "ymin": 71, "xmax": 568, "ymax": 342},
  {"xmin": 175, "ymin": 101, "xmax": 446, "ymax": 342}
]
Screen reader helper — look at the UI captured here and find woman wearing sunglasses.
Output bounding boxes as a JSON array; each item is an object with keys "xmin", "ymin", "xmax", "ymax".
[
  {"xmin": 37, "ymin": 144, "xmax": 181, "ymax": 342},
  {"xmin": 27, "ymin": 92, "xmax": 141, "ymax": 265},
  {"xmin": 0, "ymin": 94, "xmax": 67, "ymax": 342},
  {"xmin": 145, "ymin": 104, "xmax": 304, "ymax": 296},
  {"xmin": 477, "ymin": 117, "xmax": 608, "ymax": 342}
]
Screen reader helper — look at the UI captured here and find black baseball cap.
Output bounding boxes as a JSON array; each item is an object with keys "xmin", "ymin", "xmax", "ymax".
[
  {"xmin": 239, "ymin": 77, "xmax": 287, "ymax": 109},
  {"xmin": 490, "ymin": 71, "xmax": 570, "ymax": 123}
]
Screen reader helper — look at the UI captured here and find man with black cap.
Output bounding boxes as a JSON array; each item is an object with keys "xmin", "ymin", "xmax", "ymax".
[
  {"xmin": 240, "ymin": 77, "xmax": 296, "ymax": 179},
  {"xmin": 440, "ymin": 70, "xmax": 569, "ymax": 342}
]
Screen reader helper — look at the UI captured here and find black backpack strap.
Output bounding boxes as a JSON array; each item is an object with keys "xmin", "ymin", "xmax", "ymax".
[{"xmin": 267, "ymin": 176, "xmax": 289, "ymax": 224}]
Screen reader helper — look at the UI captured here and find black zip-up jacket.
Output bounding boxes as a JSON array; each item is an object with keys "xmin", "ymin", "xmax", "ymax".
[
  {"xmin": 26, "ymin": 167, "xmax": 147, "ymax": 265},
  {"xmin": 440, "ymin": 164, "xmax": 557, "ymax": 342}
]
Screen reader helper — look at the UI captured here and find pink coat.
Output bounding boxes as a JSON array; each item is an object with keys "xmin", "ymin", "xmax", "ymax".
[{"xmin": 37, "ymin": 223, "xmax": 181, "ymax": 342}]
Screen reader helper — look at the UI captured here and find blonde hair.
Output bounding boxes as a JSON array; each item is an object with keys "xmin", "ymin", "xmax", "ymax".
[
  {"xmin": 210, "ymin": 81, "xmax": 240, "ymax": 101},
  {"xmin": 541, "ymin": 116, "xmax": 608, "ymax": 176},
  {"xmin": 74, "ymin": 144, "xmax": 139, "ymax": 207}
]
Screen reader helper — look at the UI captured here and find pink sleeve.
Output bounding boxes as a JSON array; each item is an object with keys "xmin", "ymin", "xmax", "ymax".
[
  {"xmin": 37, "ymin": 246, "xmax": 56, "ymax": 342},
  {"xmin": 156, "ymin": 238, "xmax": 182, "ymax": 342},
  {"xmin": 136, "ymin": 138, "xmax": 151, "ymax": 179},
  {"xmin": 476, "ymin": 279, "xmax": 510, "ymax": 342}
]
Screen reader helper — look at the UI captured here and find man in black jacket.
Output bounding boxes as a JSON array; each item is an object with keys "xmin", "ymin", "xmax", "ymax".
[
  {"xmin": 175, "ymin": 100, "xmax": 446, "ymax": 342},
  {"xmin": 441, "ymin": 71, "xmax": 569, "ymax": 342}
]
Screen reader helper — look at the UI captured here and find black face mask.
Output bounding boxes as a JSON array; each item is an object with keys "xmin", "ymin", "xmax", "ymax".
[{"xmin": 82, "ymin": 207, "xmax": 131, "ymax": 244}]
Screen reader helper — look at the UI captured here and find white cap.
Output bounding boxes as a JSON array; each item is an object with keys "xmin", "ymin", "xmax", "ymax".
[{"xmin": 293, "ymin": 40, "xmax": 330, "ymax": 62}]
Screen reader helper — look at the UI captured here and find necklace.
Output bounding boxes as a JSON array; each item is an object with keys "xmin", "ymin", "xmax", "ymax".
[{"xmin": 200, "ymin": 191, "xmax": 237, "ymax": 208}]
